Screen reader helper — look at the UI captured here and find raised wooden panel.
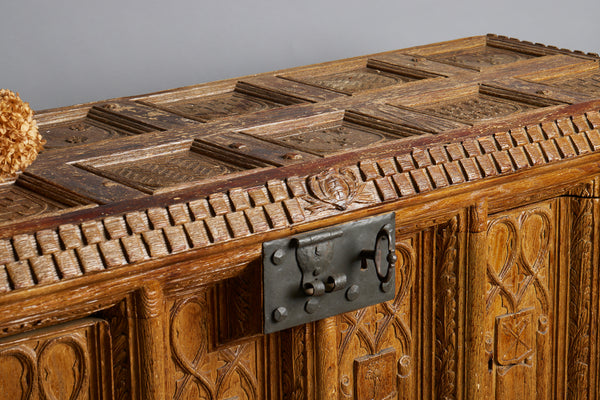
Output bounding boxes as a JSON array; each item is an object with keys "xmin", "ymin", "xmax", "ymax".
[
  {"xmin": 241, "ymin": 111, "xmax": 428, "ymax": 157},
  {"xmin": 390, "ymin": 85, "xmax": 562, "ymax": 124},
  {"xmin": 429, "ymin": 46, "xmax": 536, "ymax": 71},
  {"xmin": 483, "ymin": 201, "xmax": 557, "ymax": 399},
  {"xmin": 163, "ymin": 91, "xmax": 283, "ymax": 121},
  {"xmin": 404, "ymin": 36, "xmax": 542, "ymax": 72},
  {"xmin": 0, "ymin": 318, "xmax": 113, "ymax": 400},
  {"xmin": 76, "ymin": 141, "xmax": 270, "ymax": 194},
  {"xmin": 523, "ymin": 66, "xmax": 600, "ymax": 99},
  {"xmin": 37, "ymin": 105, "xmax": 162, "ymax": 149},
  {"xmin": 137, "ymin": 83, "xmax": 304, "ymax": 123},
  {"xmin": 280, "ymin": 58, "xmax": 441, "ymax": 96},
  {"xmin": 331, "ymin": 233, "xmax": 420, "ymax": 399},
  {"xmin": 284, "ymin": 67, "xmax": 416, "ymax": 95},
  {"xmin": 167, "ymin": 290, "xmax": 272, "ymax": 400},
  {"xmin": 0, "ymin": 183, "xmax": 69, "ymax": 224}
]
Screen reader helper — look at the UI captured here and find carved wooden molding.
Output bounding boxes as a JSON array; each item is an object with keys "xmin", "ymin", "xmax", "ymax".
[
  {"xmin": 485, "ymin": 34, "xmax": 599, "ymax": 58},
  {"xmin": 567, "ymin": 195, "xmax": 594, "ymax": 398},
  {"xmin": 0, "ymin": 110, "xmax": 599, "ymax": 294}
]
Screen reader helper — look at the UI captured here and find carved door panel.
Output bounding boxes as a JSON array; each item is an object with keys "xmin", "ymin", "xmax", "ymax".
[
  {"xmin": 166, "ymin": 287, "xmax": 278, "ymax": 400},
  {"xmin": 481, "ymin": 201, "xmax": 557, "ymax": 399},
  {"xmin": 477, "ymin": 193, "xmax": 600, "ymax": 399},
  {"xmin": 335, "ymin": 233, "xmax": 420, "ymax": 400},
  {"xmin": 278, "ymin": 216, "xmax": 467, "ymax": 400},
  {"xmin": 0, "ymin": 318, "xmax": 113, "ymax": 400}
]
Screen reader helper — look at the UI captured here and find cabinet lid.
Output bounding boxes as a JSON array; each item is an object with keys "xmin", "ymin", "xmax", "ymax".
[{"xmin": 1, "ymin": 34, "xmax": 599, "ymax": 295}]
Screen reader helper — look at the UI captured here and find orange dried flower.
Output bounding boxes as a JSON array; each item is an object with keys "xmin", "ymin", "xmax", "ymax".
[{"xmin": 0, "ymin": 89, "xmax": 45, "ymax": 181}]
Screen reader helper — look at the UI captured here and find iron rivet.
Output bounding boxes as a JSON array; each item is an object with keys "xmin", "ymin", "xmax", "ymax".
[
  {"xmin": 272, "ymin": 249, "xmax": 286, "ymax": 265},
  {"xmin": 346, "ymin": 285, "xmax": 360, "ymax": 301},
  {"xmin": 305, "ymin": 298, "xmax": 320, "ymax": 314},
  {"xmin": 273, "ymin": 306, "xmax": 288, "ymax": 322}
]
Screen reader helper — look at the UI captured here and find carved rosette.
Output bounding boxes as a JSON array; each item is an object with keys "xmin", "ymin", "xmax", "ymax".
[{"xmin": 301, "ymin": 167, "xmax": 376, "ymax": 214}]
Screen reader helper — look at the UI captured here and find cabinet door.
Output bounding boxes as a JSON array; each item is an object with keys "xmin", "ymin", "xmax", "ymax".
[
  {"xmin": 0, "ymin": 318, "xmax": 113, "ymax": 400},
  {"xmin": 477, "ymin": 193, "xmax": 600, "ymax": 399},
  {"xmin": 480, "ymin": 201, "xmax": 558, "ymax": 399},
  {"xmin": 279, "ymin": 215, "xmax": 468, "ymax": 400}
]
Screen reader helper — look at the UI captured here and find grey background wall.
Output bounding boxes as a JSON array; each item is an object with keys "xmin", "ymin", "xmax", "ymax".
[{"xmin": 2, "ymin": 0, "xmax": 599, "ymax": 111}]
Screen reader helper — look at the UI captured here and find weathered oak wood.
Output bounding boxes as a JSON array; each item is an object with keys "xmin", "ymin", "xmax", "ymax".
[{"xmin": 1, "ymin": 34, "xmax": 600, "ymax": 399}]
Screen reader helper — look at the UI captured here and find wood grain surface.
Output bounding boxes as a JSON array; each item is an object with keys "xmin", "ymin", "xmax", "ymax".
[{"xmin": 1, "ymin": 34, "xmax": 599, "ymax": 399}]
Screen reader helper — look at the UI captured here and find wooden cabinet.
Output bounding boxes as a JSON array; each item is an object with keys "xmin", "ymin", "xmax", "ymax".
[{"xmin": 1, "ymin": 34, "xmax": 600, "ymax": 399}]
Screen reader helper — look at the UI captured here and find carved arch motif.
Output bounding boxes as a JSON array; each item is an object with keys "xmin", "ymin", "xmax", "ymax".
[{"xmin": 170, "ymin": 295, "xmax": 261, "ymax": 400}]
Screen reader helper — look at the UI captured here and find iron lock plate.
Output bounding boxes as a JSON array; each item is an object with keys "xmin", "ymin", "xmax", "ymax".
[{"xmin": 263, "ymin": 212, "xmax": 396, "ymax": 333}]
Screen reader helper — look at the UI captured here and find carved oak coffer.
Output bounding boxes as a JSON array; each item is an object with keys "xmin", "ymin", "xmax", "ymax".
[{"xmin": 1, "ymin": 34, "xmax": 600, "ymax": 399}]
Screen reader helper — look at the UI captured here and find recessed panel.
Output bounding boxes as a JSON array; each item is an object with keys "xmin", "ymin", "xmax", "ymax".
[
  {"xmin": 76, "ymin": 142, "xmax": 269, "ymax": 193},
  {"xmin": 529, "ymin": 69, "xmax": 600, "ymax": 98},
  {"xmin": 159, "ymin": 91, "xmax": 284, "ymax": 121},
  {"xmin": 38, "ymin": 106, "xmax": 161, "ymax": 149},
  {"xmin": 389, "ymin": 86, "xmax": 561, "ymax": 125},
  {"xmin": 286, "ymin": 67, "xmax": 416, "ymax": 95},
  {"xmin": 271, "ymin": 121, "xmax": 390, "ymax": 155},
  {"xmin": 242, "ymin": 112, "xmax": 426, "ymax": 157},
  {"xmin": 429, "ymin": 46, "xmax": 536, "ymax": 71},
  {"xmin": 0, "ymin": 319, "xmax": 112, "ymax": 400},
  {"xmin": 415, "ymin": 93, "xmax": 537, "ymax": 123},
  {"xmin": 0, "ymin": 184, "xmax": 69, "ymax": 224},
  {"xmin": 137, "ymin": 82, "xmax": 305, "ymax": 123}
]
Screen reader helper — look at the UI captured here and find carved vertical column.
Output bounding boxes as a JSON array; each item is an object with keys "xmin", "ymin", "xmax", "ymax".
[
  {"xmin": 434, "ymin": 216, "xmax": 463, "ymax": 400},
  {"xmin": 316, "ymin": 317, "xmax": 338, "ymax": 400},
  {"xmin": 567, "ymin": 182, "xmax": 600, "ymax": 399},
  {"xmin": 466, "ymin": 201, "xmax": 488, "ymax": 399},
  {"xmin": 135, "ymin": 282, "xmax": 166, "ymax": 400}
]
